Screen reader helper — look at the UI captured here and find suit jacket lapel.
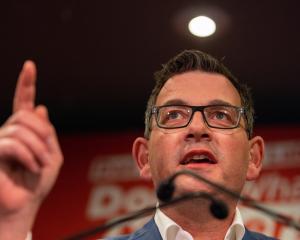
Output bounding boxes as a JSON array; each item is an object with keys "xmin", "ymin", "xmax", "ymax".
[
  {"xmin": 128, "ymin": 218, "xmax": 162, "ymax": 240},
  {"xmin": 242, "ymin": 228, "xmax": 274, "ymax": 240}
]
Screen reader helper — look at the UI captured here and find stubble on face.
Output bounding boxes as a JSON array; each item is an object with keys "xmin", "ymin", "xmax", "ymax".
[{"xmin": 147, "ymin": 71, "xmax": 251, "ymax": 196}]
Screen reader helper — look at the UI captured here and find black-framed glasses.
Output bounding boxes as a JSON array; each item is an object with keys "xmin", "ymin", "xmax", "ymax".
[{"xmin": 151, "ymin": 104, "xmax": 245, "ymax": 130}]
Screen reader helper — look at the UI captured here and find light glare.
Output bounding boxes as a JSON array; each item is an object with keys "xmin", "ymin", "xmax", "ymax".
[{"xmin": 188, "ymin": 16, "xmax": 216, "ymax": 37}]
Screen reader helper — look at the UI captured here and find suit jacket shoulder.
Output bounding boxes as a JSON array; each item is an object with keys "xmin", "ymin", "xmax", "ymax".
[
  {"xmin": 105, "ymin": 219, "xmax": 162, "ymax": 240},
  {"xmin": 105, "ymin": 219, "xmax": 277, "ymax": 240},
  {"xmin": 243, "ymin": 228, "xmax": 277, "ymax": 240}
]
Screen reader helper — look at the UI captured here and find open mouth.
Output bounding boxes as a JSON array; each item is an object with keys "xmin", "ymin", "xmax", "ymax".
[{"xmin": 181, "ymin": 154, "xmax": 217, "ymax": 165}]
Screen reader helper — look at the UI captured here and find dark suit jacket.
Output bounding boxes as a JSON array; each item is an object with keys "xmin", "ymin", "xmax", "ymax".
[{"xmin": 105, "ymin": 218, "xmax": 277, "ymax": 240}]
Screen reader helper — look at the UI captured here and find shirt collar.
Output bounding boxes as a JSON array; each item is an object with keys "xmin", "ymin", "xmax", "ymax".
[
  {"xmin": 154, "ymin": 208, "xmax": 193, "ymax": 240},
  {"xmin": 224, "ymin": 208, "xmax": 245, "ymax": 240},
  {"xmin": 154, "ymin": 208, "xmax": 245, "ymax": 240}
]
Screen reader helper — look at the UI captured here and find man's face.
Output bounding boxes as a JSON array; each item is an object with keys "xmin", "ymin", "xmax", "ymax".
[{"xmin": 142, "ymin": 71, "xmax": 258, "ymax": 195}]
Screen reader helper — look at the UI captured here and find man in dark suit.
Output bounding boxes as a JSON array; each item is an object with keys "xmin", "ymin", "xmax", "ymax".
[
  {"xmin": 107, "ymin": 218, "xmax": 276, "ymax": 240},
  {"xmin": 0, "ymin": 50, "xmax": 276, "ymax": 239},
  {"xmin": 107, "ymin": 50, "xmax": 275, "ymax": 240}
]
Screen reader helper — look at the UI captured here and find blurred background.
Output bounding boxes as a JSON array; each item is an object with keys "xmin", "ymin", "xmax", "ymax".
[
  {"xmin": 1, "ymin": 0, "xmax": 300, "ymax": 131},
  {"xmin": 1, "ymin": 1, "xmax": 300, "ymax": 239}
]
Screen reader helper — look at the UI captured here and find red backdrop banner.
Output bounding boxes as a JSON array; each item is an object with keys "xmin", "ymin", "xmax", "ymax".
[{"xmin": 33, "ymin": 126, "xmax": 300, "ymax": 239}]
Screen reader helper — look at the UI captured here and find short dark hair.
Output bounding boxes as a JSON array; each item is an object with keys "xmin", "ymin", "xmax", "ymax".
[{"xmin": 144, "ymin": 49, "xmax": 254, "ymax": 139}]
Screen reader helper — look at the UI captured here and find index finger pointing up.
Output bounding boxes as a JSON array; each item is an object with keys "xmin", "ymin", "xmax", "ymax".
[{"xmin": 13, "ymin": 60, "xmax": 37, "ymax": 113}]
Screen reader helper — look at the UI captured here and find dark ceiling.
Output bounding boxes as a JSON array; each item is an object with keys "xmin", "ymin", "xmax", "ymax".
[{"xmin": 1, "ymin": 1, "xmax": 300, "ymax": 134}]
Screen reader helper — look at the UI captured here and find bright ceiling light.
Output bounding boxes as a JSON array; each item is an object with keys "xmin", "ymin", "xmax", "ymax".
[{"xmin": 188, "ymin": 16, "xmax": 216, "ymax": 37}]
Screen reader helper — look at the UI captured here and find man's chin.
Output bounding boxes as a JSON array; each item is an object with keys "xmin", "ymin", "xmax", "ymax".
[{"xmin": 174, "ymin": 178, "xmax": 215, "ymax": 196}]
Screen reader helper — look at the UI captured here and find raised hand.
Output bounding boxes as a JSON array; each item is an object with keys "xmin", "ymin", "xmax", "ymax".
[{"xmin": 0, "ymin": 61, "xmax": 63, "ymax": 239}]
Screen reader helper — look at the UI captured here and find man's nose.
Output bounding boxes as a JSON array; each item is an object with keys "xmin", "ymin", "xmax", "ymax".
[{"xmin": 185, "ymin": 111, "xmax": 211, "ymax": 140}]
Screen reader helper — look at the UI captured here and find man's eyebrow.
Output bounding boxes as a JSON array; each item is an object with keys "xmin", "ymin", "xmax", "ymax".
[
  {"xmin": 208, "ymin": 99, "xmax": 235, "ymax": 106},
  {"xmin": 160, "ymin": 99, "xmax": 187, "ymax": 106},
  {"xmin": 159, "ymin": 99, "xmax": 236, "ymax": 106}
]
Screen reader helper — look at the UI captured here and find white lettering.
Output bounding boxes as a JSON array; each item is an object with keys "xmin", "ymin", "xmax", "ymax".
[
  {"xmin": 86, "ymin": 185, "xmax": 122, "ymax": 219},
  {"xmin": 125, "ymin": 187, "xmax": 156, "ymax": 212},
  {"xmin": 244, "ymin": 172, "xmax": 300, "ymax": 202},
  {"xmin": 86, "ymin": 185, "xmax": 156, "ymax": 220}
]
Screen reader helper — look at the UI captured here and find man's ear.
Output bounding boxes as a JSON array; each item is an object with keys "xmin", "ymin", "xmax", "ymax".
[
  {"xmin": 246, "ymin": 136, "xmax": 265, "ymax": 181},
  {"xmin": 132, "ymin": 137, "xmax": 152, "ymax": 180}
]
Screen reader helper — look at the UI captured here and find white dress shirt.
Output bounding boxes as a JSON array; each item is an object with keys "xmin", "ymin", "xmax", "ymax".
[{"xmin": 154, "ymin": 208, "xmax": 245, "ymax": 240}]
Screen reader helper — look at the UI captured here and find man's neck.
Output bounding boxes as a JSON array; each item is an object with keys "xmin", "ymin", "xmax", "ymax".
[{"xmin": 161, "ymin": 199, "xmax": 236, "ymax": 240}]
